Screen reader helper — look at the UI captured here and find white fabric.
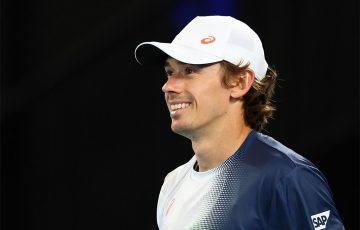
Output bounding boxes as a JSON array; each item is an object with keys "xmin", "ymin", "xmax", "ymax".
[{"xmin": 157, "ymin": 156, "xmax": 219, "ymax": 230}]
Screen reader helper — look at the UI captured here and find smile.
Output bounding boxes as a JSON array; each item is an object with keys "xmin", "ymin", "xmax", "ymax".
[{"xmin": 170, "ymin": 103, "xmax": 191, "ymax": 112}]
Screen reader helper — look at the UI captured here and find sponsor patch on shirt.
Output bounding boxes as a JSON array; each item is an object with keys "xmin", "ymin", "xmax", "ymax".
[{"xmin": 311, "ymin": 210, "xmax": 330, "ymax": 230}]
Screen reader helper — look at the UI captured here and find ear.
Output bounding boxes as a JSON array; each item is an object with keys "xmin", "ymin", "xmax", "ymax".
[{"xmin": 230, "ymin": 68, "xmax": 255, "ymax": 99}]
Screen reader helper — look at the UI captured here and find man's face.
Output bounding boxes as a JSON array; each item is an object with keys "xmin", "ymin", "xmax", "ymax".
[{"xmin": 162, "ymin": 58, "xmax": 232, "ymax": 139}]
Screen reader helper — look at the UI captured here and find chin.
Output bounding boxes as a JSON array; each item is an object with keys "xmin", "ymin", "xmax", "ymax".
[{"xmin": 171, "ymin": 125, "xmax": 192, "ymax": 138}]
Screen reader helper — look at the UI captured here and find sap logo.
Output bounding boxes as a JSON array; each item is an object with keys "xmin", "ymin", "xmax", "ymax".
[{"xmin": 311, "ymin": 210, "xmax": 330, "ymax": 230}]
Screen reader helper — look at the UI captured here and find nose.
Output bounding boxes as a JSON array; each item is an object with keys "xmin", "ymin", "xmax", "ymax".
[{"xmin": 162, "ymin": 76, "xmax": 182, "ymax": 94}]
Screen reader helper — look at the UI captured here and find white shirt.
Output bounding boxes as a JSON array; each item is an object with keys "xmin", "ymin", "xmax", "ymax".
[{"xmin": 157, "ymin": 156, "xmax": 219, "ymax": 230}]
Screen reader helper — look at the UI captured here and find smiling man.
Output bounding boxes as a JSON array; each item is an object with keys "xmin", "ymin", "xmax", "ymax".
[{"xmin": 134, "ymin": 15, "xmax": 345, "ymax": 230}]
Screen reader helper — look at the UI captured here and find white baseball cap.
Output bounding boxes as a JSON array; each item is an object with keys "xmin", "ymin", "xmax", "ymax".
[{"xmin": 134, "ymin": 15, "xmax": 268, "ymax": 80}]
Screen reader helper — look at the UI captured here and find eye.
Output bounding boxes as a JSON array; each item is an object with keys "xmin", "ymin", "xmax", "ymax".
[
  {"xmin": 184, "ymin": 66, "xmax": 194, "ymax": 75},
  {"xmin": 164, "ymin": 68, "xmax": 173, "ymax": 77}
]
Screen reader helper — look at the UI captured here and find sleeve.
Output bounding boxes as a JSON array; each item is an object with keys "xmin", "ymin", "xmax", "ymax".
[{"xmin": 268, "ymin": 166, "xmax": 345, "ymax": 230}]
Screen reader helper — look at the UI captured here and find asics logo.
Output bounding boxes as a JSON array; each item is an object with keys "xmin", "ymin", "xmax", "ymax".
[
  {"xmin": 165, "ymin": 198, "xmax": 175, "ymax": 216},
  {"xmin": 200, "ymin": 36, "xmax": 216, "ymax": 44},
  {"xmin": 311, "ymin": 210, "xmax": 330, "ymax": 230}
]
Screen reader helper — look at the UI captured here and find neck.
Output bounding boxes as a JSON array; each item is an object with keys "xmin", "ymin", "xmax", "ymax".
[{"xmin": 191, "ymin": 122, "xmax": 252, "ymax": 172}]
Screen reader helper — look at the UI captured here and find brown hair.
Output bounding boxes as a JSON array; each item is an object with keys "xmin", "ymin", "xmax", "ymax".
[{"xmin": 219, "ymin": 61, "xmax": 278, "ymax": 131}]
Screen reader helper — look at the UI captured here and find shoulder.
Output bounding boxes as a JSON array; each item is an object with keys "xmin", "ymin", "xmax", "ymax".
[
  {"xmin": 248, "ymin": 132, "xmax": 319, "ymax": 172},
  {"xmin": 245, "ymin": 133, "xmax": 344, "ymax": 228},
  {"xmin": 248, "ymin": 132, "xmax": 335, "ymax": 201},
  {"xmin": 240, "ymin": 131, "xmax": 330, "ymax": 190}
]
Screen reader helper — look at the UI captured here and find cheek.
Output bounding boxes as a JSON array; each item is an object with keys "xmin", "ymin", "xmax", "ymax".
[
  {"xmin": 196, "ymin": 84, "xmax": 230, "ymax": 111},
  {"xmin": 190, "ymin": 73, "xmax": 229, "ymax": 108}
]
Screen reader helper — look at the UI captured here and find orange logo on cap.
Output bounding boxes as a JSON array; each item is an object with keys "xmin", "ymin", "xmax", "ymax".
[{"xmin": 201, "ymin": 36, "xmax": 216, "ymax": 44}]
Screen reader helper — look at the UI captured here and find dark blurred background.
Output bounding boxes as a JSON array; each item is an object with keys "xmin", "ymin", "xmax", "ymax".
[{"xmin": 1, "ymin": 0, "xmax": 358, "ymax": 229}]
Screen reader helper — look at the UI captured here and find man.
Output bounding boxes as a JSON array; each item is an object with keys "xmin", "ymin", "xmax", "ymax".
[{"xmin": 134, "ymin": 15, "xmax": 345, "ymax": 230}]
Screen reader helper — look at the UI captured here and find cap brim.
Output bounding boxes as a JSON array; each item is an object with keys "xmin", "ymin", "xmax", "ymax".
[{"xmin": 134, "ymin": 42, "xmax": 222, "ymax": 66}]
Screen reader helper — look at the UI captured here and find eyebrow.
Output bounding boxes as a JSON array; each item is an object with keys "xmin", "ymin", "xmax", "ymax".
[{"xmin": 164, "ymin": 61, "xmax": 171, "ymax": 68}]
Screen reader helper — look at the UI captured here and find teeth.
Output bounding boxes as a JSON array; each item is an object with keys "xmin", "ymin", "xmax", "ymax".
[{"xmin": 170, "ymin": 103, "xmax": 190, "ymax": 111}]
